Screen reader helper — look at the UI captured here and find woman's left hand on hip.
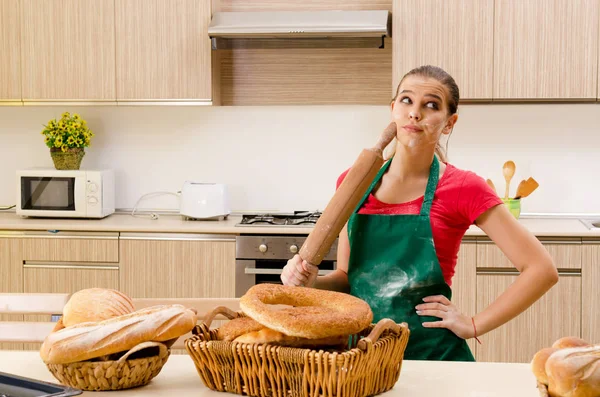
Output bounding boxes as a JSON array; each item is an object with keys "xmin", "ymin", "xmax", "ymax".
[{"xmin": 415, "ymin": 295, "xmax": 474, "ymax": 339}]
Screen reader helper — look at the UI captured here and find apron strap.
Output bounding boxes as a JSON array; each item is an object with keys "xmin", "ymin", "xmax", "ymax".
[
  {"xmin": 420, "ymin": 156, "xmax": 440, "ymax": 216},
  {"xmin": 353, "ymin": 158, "xmax": 392, "ymax": 213}
]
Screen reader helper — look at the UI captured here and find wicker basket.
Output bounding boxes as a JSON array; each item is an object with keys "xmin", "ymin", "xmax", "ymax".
[
  {"xmin": 50, "ymin": 147, "xmax": 85, "ymax": 170},
  {"xmin": 46, "ymin": 341, "xmax": 170, "ymax": 391},
  {"xmin": 185, "ymin": 306, "xmax": 410, "ymax": 397}
]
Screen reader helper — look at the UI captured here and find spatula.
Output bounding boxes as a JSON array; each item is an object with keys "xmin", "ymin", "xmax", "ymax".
[
  {"xmin": 486, "ymin": 179, "xmax": 497, "ymax": 195},
  {"xmin": 515, "ymin": 177, "xmax": 539, "ymax": 199}
]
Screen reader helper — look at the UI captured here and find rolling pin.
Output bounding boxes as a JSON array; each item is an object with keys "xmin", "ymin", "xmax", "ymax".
[{"xmin": 298, "ymin": 122, "xmax": 397, "ymax": 266}]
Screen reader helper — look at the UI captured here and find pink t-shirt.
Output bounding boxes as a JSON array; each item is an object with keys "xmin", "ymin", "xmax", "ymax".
[{"xmin": 337, "ymin": 163, "xmax": 502, "ymax": 286}]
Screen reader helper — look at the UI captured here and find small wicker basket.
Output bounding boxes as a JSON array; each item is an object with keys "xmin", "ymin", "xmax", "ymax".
[
  {"xmin": 185, "ymin": 306, "xmax": 410, "ymax": 397},
  {"xmin": 46, "ymin": 341, "xmax": 170, "ymax": 391},
  {"xmin": 537, "ymin": 381, "xmax": 549, "ymax": 397}
]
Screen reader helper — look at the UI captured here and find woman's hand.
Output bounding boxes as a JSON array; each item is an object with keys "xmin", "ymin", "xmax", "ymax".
[
  {"xmin": 415, "ymin": 295, "xmax": 475, "ymax": 340},
  {"xmin": 280, "ymin": 254, "xmax": 319, "ymax": 287}
]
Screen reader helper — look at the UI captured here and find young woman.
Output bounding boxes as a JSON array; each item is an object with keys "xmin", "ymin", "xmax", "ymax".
[{"xmin": 280, "ymin": 65, "xmax": 558, "ymax": 362}]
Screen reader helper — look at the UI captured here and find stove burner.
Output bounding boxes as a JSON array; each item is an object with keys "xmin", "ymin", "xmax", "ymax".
[{"xmin": 238, "ymin": 211, "xmax": 322, "ymax": 226}]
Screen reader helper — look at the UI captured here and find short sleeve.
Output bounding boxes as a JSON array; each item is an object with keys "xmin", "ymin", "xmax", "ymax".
[
  {"xmin": 456, "ymin": 171, "xmax": 503, "ymax": 224},
  {"xmin": 336, "ymin": 168, "xmax": 351, "ymax": 190}
]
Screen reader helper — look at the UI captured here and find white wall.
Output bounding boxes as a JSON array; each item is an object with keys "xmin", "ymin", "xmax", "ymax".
[{"xmin": 1, "ymin": 103, "xmax": 599, "ymax": 214}]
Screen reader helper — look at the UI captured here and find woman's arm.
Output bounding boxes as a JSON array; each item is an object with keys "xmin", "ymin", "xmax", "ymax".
[
  {"xmin": 470, "ymin": 204, "xmax": 559, "ymax": 335},
  {"xmin": 417, "ymin": 204, "xmax": 559, "ymax": 339},
  {"xmin": 313, "ymin": 223, "xmax": 351, "ymax": 293}
]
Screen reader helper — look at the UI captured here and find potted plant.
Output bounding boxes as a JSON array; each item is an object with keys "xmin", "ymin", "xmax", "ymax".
[{"xmin": 41, "ymin": 112, "xmax": 94, "ymax": 170}]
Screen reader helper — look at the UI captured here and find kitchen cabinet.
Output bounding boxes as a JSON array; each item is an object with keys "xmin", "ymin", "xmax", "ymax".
[
  {"xmin": 392, "ymin": 0, "xmax": 494, "ymax": 100},
  {"xmin": 115, "ymin": 0, "xmax": 212, "ymax": 103},
  {"xmin": 452, "ymin": 239, "xmax": 478, "ymax": 356},
  {"xmin": 493, "ymin": 0, "xmax": 599, "ymax": 100},
  {"xmin": 0, "ymin": 0, "xmax": 21, "ymax": 102},
  {"xmin": 20, "ymin": 0, "xmax": 116, "ymax": 102},
  {"xmin": 475, "ymin": 272, "xmax": 581, "ymax": 363},
  {"xmin": 119, "ymin": 233, "xmax": 236, "ymax": 299},
  {"xmin": 0, "ymin": 236, "xmax": 24, "ymax": 350},
  {"xmin": 477, "ymin": 239, "xmax": 582, "ymax": 269},
  {"xmin": 582, "ymin": 242, "xmax": 600, "ymax": 344}
]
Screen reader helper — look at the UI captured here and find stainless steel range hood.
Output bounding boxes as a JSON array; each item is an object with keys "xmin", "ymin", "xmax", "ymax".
[{"xmin": 208, "ymin": 10, "xmax": 391, "ymax": 49}]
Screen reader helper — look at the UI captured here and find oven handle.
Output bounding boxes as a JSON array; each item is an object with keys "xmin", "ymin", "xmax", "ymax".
[{"xmin": 244, "ymin": 268, "xmax": 334, "ymax": 276}]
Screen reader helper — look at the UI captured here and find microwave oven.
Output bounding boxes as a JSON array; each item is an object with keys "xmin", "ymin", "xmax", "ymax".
[{"xmin": 16, "ymin": 169, "xmax": 115, "ymax": 219}]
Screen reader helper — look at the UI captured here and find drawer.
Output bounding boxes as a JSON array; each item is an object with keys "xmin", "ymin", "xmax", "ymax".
[
  {"xmin": 19, "ymin": 231, "xmax": 119, "ymax": 263},
  {"xmin": 476, "ymin": 238, "xmax": 581, "ymax": 270}
]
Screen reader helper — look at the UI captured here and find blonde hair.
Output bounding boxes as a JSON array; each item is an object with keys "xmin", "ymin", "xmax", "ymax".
[{"xmin": 388, "ymin": 65, "xmax": 459, "ymax": 163}]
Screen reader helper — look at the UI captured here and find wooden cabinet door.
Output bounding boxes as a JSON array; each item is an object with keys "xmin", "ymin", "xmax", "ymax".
[
  {"xmin": 475, "ymin": 272, "xmax": 581, "ymax": 363},
  {"xmin": 452, "ymin": 239, "xmax": 478, "ymax": 356},
  {"xmin": 582, "ymin": 242, "xmax": 600, "ymax": 344},
  {"xmin": 0, "ymin": 0, "xmax": 21, "ymax": 102},
  {"xmin": 119, "ymin": 233, "xmax": 236, "ymax": 299},
  {"xmin": 392, "ymin": 0, "xmax": 494, "ymax": 100},
  {"xmin": 493, "ymin": 0, "xmax": 599, "ymax": 100},
  {"xmin": 20, "ymin": 0, "xmax": 116, "ymax": 101},
  {"xmin": 115, "ymin": 0, "xmax": 212, "ymax": 102},
  {"xmin": 0, "ymin": 236, "xmax": 24, "ymax": 350}
]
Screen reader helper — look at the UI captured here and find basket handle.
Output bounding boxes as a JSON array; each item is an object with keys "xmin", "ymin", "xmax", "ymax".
[
  {"xmin": 117, "ymin": 341, "xmax": 168, "ymax": 363},
  {"xmin": 202, "ymin": 306, "xmax": 240, "ymax": 328},
  {"xmin": 357, "ymin": 319, "xmax": 403, "ymax": 351}
]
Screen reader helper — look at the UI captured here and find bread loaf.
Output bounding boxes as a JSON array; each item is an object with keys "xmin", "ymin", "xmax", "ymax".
[
  {"xmin": 531, "ymin": 347, "xmax": 559, "ymax": 385},
  {"xmin": 40, "ymin": 304, "xmax": 197, "ymax": 364},
  {"xmin": 552, "ymin": 337, "xmax": 590, "ymax": 350},
  {"xmin": 62, "ymin": 288, "xmax": 135, "ymax": 327},
  {"xmin": 233, "ymin": 328, "xmax": 349, "ymax": 348},
  {"xmin": 546, "ymin": 345, "xmax": 600, "ymax": 397}
]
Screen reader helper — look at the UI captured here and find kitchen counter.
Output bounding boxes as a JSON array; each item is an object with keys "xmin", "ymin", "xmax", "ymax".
[
  {"xmin": 0, "ymin": 351, "xmax": 543, "ymax": 396},
  {"xmin": 0, "ymin": 211, "xmax": 598, "ymax": 238}
]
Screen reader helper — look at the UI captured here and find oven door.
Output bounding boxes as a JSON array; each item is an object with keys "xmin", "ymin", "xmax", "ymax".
[
  {"xmin": 235, "ymin": 259, "xmax": 336, "ymax": 297},
  {"xmin": 18, "ymin": 175, "xmax": 86, "ymax": 216}
]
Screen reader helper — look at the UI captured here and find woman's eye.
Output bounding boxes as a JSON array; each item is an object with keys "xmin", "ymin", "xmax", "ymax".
[
  {"xmin": 400, "ymin": 97, "xmax": 411, "ymax": 104},
  {"xmin": 426, "ymin": 102, "xmax": 439, "ymax": 110}
]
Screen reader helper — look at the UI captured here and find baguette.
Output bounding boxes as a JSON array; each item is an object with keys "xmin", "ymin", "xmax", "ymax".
[{"xmin": 40, "ymin": 304, "xmax": 197, "ymax": 364}]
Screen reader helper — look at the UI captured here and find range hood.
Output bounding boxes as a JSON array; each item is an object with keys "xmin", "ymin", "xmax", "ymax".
[{"xmin": 208, "ymin": 10, "xmax": 391, "ymax": 42}]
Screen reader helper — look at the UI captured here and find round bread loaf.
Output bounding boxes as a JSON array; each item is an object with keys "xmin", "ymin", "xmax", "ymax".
[
  {"xmin": 546, "ymin": 345, "xmax": 600, "ymax": 397},
  {"xmin": 62, "ymin": 288, "xmax": 135, "ymax": 327},
  {"xmin": 531, "ymin": 347, "xmax": 559, "ymax": 385},
  {"xmin": 239, "ymin": 284, "xmax": 373, "ymax": 339},
  {"xmin": 552, "ymin": 336, "xmax": 590, "ymax": 349},
  {"xmin": 217, "ymin": 317, "xmax": 265, "ymax": 342}
]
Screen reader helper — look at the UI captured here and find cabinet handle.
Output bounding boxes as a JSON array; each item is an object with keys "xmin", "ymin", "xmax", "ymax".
[
  {"xmin": 477, "ymin": 239, "xmax": 582, "ymax": 245},
  {"xmin": 120, "ymin": 232, "xmax": 235, "ymax": 242},
  {"xmin": 476, "ymin": 268, "xmax": 581, "ymax": 276},
  {"xmin": 24, "ymin": 262, "xmax": 118, "ymax": 270},
  {"xmin": 0, "ymin": 231, "xmax": 118, "ymax": 239},
  {"xmin": 244, "ymin": 268, "xmax": 333, "ymax": 276}
]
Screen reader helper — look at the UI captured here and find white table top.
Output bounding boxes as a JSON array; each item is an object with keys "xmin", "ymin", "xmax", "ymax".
[{"xmin": 0, "ymin": 351, "xmax": 543, "ymax": 396}]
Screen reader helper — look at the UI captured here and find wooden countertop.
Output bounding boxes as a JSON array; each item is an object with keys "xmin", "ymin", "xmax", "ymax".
[
  {"xmin": 0, "ymin": 351, "xmax": 543, "ymax": 396},
  {"xmin": 0, "ymin": 211, "xmax": 599, "ymax": 238}
]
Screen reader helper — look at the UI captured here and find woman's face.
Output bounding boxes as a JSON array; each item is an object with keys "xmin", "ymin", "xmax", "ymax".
[{"xmin": 390, "ymin": 75, "xmax": 457, "ymax": 150}]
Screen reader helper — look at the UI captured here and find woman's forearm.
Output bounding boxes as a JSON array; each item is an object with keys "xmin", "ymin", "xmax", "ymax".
[
  {"xmin": 473, "ymin": 264, "xmax": 558, "ymax": 336},
  {"xmin": 313, "ymin": 269, "xmax": 350, "ymax": 293}
]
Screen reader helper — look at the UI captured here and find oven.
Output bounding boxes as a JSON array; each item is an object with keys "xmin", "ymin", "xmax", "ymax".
[{"xmin": 235, "ymin": 234, "xmax": 338, "ymax": 297}]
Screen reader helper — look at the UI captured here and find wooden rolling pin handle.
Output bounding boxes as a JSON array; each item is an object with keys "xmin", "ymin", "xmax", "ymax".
[{"xmin": 298, "ymin": 122, "xmax": 397, "ymax": 267}]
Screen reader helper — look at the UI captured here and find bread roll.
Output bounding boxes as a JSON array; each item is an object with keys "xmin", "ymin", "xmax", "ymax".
[
  {"xmin": 546, "ymin": 345, "xmax": 600, "ymax": 397},
  {"xmin": 234, "ymin": 328, "xmax": 349, "ymax": 348},
  {"xmin": 62, "ymin": 288, "xmax": 135, "ymax": 327},
  {"xmin": 552, "ymin": 337, "xmax": 590, "ymax": 350},
  {"xmin": 531, "ymin": 347, "xmax": 559, "ymax": 385},
  {"xmin": 40, "ymin": 304, "xmax": 197, "ymax": 364},
  {"xmin": 217, "ymin": 317, "xmax": 265, "ymax": 342}
]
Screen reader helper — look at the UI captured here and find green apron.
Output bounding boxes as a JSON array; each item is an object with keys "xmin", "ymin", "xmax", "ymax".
[{"xmin": 347, "ymin": 156, "xmax": 475, "ymax": 361}]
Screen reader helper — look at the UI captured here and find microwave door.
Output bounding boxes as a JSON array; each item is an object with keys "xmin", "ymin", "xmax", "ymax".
[{"xmin": 21, "ymin": 176, "xmax": 76, "ymax": 211}]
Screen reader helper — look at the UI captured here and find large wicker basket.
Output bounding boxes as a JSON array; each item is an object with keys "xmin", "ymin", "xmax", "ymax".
[
  {"xmin": 46, "ymin": 341, "xmax": 170, "ymax": 391},
  {"xmin": 185, "ymin": 306, "xmax": 410, "ymax": 397}
]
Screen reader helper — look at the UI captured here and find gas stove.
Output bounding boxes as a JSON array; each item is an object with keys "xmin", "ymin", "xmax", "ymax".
[{"xmin": 236, "ymin": 211, "xmax": 322, "ymax": 227}]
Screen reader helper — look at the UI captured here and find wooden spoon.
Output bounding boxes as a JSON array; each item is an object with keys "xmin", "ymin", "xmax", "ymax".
[
  {"xmin": 514, "ymin": 180, "xmax": 527, "ymax": 199},
  {"xmin": 515, "ymin": 177, "xmax": 539, "ymax": 199},
  {"xmin": 502, "ymin": 161, "xmax": 516, "ymax": 199},
  {"xmin": 486, "ymin": 179, "xmax": 497, "ymax": 194}
]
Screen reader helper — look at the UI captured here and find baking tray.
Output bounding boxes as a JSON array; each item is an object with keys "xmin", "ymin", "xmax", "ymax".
[{"xmin": 0, "ymin": 371, "xmax": 82, "ymax": 397}]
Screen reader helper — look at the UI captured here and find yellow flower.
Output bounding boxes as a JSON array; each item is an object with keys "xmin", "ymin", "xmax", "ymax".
[
  {"xmin": 67, "ymin": 136, "xmax": 76, "ymax": 145},
  {"xmin": 73, "ymin": 114, "xmax": 80, "ymax": 120},
  {"xmin": 77, "ymin": 138, "xmax": 84, "ymax": 146},
  {"xmin": 55, "ymin": 136, "xmax": 63, "ymax": 146},
  {"xmin": 61, "ymin": 144, "xmax": 69, "ymax": 152},
  {"xmin": 44, "ymin": 136, "xmax": 50, "ymax": 143}
]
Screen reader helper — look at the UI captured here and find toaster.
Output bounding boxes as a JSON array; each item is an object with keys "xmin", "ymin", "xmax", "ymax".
[{"xmin": 179, "ymin": 182, "xmax": 231, "ymax": 220}]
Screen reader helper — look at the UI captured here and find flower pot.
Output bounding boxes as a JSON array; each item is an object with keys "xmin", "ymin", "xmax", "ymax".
[{"xmin": 50, "ymin": 147, "xmax": 85, "ymax": 170}]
